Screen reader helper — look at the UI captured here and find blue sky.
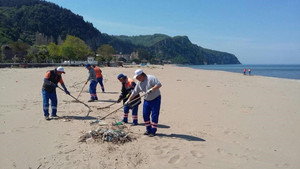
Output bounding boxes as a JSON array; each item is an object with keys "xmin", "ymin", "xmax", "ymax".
[{"xmin": 46, "ymin": 0, "xmax": 300, "ymax": 64}]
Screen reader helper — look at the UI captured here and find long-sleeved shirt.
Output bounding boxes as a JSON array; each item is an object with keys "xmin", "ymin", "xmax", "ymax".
[
  {"xmin": 132, "ymin": 75, "xmax": 162, "ymax": 101},
  {"xmin": 119, "ymin": 78, "xmax": 141, "ymax": 108},
  {"xmin": 87, "ymin": 68, "xmax": 97, "ymax": 82}
]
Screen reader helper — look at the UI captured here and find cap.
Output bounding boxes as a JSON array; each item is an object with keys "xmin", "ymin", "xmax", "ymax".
[
  {"xmin": 117, "ymin": 74, "xmax": 126, "ymax": 79},
  {"xmin": 133, "ymin": 69, "xmax": 143, "ymax": 79},
  {"xmin": 85, "ymin": 64, "xmax": 91, "ymax": 68},
  {"xmin": 56, "ymin": 66, "xmax": 65, "ymax": 74}
]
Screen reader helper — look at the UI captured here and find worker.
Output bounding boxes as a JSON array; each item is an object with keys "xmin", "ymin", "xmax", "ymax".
[
  {"xmin": 117, "ymin": 74, "xmax": 141, "ymax": 125},
  {"xmin": 85, "ymin": 64, "xmax": 98, "ymax": 102},
  {"xmin": 126, "ymin": 69, "xmax": 162, "ymax": 137},
  {"xmin": 42, "ymin": 66, "xmax": 70, "ymax": 120},
  {"xmin": 92, "ymin": 65, "xmax": 105, "ymax": 92}
]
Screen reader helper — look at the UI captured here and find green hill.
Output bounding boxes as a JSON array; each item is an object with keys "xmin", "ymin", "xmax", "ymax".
[
  {"xmin": 116, "ymin": 35, "xmax": 240, "ymax": 64},
  {"xmin": 0, "ymin": 0, "xmax": 240, "ymax": 64}
]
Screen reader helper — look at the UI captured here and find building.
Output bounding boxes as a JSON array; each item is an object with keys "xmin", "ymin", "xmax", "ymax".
[{"xmin": 63, "ymin": 56, "xmax": 98, "ymax": 65}]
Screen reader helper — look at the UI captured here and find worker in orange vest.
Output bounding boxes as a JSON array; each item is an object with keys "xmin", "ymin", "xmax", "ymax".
[
  {"xmin": 117, "ymin": 74, "xmax": 141, "ymax": 125},
  {"xmin": 92, "ymin": 65, "xmax": 105, "ymax": 92}
]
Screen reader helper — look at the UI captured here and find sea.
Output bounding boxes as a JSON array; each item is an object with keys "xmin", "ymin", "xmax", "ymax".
[{"xmin": 178, "ymin": 64, "xmax": 300, "ymax": 80}]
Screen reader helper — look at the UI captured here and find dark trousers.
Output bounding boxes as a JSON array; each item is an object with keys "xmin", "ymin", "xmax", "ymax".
[
  {"xmin": 97, "ymin": 77, "xmax": 105, "ymax": 92},
  {"xmin": 143, "ymin": 96, "xmax": 161, "ymax": 134},
  {"xmin": 42, "ymin": 90, "xmax": 57, "ymax": 117}
]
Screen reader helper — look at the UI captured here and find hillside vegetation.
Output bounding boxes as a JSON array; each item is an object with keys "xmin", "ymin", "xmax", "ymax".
[{"xmin": 0, "ymin": 0, "xmax": 240, "ymax": 64}]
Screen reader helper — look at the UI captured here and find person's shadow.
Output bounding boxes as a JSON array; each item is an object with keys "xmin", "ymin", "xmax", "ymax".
[
  {"xmin": 61, "ymin": 115, "xmax": 97, "ymax": 120},
  {"xmin": 137, "ymin": 123, "xmax": 205, "ymax": 141},
  {"xmin": 101, "ymin": 91, "xmax": 119, "ymax": 94},
  {"xmin": 156, "ymin": 133, "xmax": 205, "ymax": 141},
  {"xmin": 97, "ymin": 99, "xmax": 117, "ymax": 103}
]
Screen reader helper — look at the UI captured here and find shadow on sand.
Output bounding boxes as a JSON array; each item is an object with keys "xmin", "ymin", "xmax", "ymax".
[
  {"xmin": 101, "ymin": 91, "xmax": 119, "ymax": 94},
  {"xmin": 130, "ymin": 123, "xmax": 171, "ymax": 129},
  {"xmin": 97, "ymin": 100, "xmax": 117, "ymax": 103},
  {"xmin": 156, "ymin": 133, "xmax": 206, "ymax": 142},
  {"xmin": 62, "ymin": 115, "xmax": 97, "ymax": 120}
]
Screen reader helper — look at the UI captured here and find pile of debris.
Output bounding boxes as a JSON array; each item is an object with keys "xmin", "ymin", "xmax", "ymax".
[{"xmin": 79, "ymin": 122, "xmax": 134, "ymax": 144}]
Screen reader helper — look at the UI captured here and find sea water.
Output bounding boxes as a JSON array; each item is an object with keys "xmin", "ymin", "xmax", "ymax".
[{"xmin": 178, "ymin": 64, "xmax": 300, "ymax": 80}]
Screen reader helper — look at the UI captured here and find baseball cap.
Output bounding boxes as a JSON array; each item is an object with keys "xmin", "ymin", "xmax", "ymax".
[
  {"xmin": 133, "ymin": 69, "xmax": 143, "ymax": 79},
  {"xmin": 117, "ymin": 74, "xmax": 126, "ymax": 79},
  {"xmin": 56, "ymin": 66, "xmax": 65, "ymax": 73},
  {"xmin": 85, "ymin": 64, "xmax": 91, "ymax": 68}
]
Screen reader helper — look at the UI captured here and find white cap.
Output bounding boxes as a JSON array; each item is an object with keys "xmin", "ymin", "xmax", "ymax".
[
  {"xmin": 133, "ymin": 69, "xmax": 143, "ymax": 79},
  {"xmin": 57, "ymin": 66, "xmax": 65, "ymax": 73}
]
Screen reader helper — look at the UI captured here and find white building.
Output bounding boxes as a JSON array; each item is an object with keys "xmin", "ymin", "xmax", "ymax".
[{"xmin": 63, "ymin": 57, "xmax": 98, "ymax": 65}]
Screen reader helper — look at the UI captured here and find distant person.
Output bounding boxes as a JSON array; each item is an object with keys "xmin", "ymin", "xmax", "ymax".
[
  {"xmin": 42, "ymin": 66, "xmax": 70, "ymax": 120},
  {"xmin": 248, "ymin": 68, "xmax": 251, "ymax": 75},
  {"xmin": 243, "ymin": 68, "xmax": 246, "ymax": 75},
  {"xmin": 85, "ymin": 64, "xmax": 98, "ymax": 102},
  {"xmin": 117, "ymin": 74, "xmax": 141, "ymax": 125},
  {"xmin": 92, "ymin": 65, "xmax": 105, "ymax": 92},
  {"xmin": 126, "ymin": 69, "xmax": 162, "ymax": 137}
]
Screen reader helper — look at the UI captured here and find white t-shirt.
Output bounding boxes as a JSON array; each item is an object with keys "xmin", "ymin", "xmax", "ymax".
[{"xmin": 132, "ymin": 75, "xmax": 162, "ymax": 101}]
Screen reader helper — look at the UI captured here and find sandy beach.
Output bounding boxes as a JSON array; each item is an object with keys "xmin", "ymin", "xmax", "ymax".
[{"xmin": 0, "ymin": 65, "xmax": 299, "ymax": 169}]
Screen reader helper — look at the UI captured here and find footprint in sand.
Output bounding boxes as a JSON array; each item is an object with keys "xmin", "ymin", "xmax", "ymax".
[
  {"xmin": 190, "ymin": 150, "xmax": 205, "ymax": 158},
  {"xmin": 168, "ymin": 155, "xmax": 181, "ymax": 164},
  {"xmin": 217, "ymin": 148, "xmax": 225, "ymax": 154},
  {"xmin": 153, "ymin": 146, "xmax": 164, "ymax": 155}
]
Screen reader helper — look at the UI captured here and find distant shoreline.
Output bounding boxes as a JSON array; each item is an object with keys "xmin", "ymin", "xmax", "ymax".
[{"xmin": 178, "ymin": 64, "xmax": 300, "ymax": 80}]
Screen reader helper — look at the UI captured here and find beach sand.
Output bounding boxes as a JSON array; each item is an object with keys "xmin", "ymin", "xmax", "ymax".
[{"xmin": 0, "ymin": 65, "xmax": 299, "ymax": 169}]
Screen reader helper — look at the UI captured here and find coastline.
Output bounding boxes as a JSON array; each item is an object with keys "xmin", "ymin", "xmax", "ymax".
[
  {"xmin": 0, "ymin": 65, "xmax": 299, "ymax": 169},
  {"xmin": 178, "ymin": 64, "xmax": 300, "ymax": 80}
]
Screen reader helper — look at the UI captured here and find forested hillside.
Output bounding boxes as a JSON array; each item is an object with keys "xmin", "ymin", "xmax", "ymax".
[
  {"xmin": 0, "ymin": 0, "xmax": 110, "ymax": 50},
  {"xmin": 0, "ymin": 0, "xmax": 240, "ymax": 65}
]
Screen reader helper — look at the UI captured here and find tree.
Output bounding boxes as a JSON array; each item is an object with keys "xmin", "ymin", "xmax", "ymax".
[
  {"xmin": 47, "ymin": 42, "xmax": 61, "ymax": 62},
  {"xmin": 60, "ymin": 35, "xmax": 93, "ymax": 60},
  {"xmin": 9, "ymin": 41, "xmax": 30, "ymax": 62},
  {"xmin": 26, "ymin": 45, "xmax": 49, "ymax": 63},
  {"xmin": 96, "ymin": 44, "xmax": 115, "ymax": 62},
  {"xmin": 0, "ymin": 48, "xmax": 3, "ymax": 63},
  {"xmin": 60, "ymin": 46, "xmax": 75, "ymax": 61},
  {"xmin": 137, "ymin": 48, "xmax": 150, "ymax": 62}
]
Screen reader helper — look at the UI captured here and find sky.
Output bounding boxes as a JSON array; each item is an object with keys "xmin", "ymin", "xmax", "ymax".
[{"xmin": 46, "ymin": 0, "xmax": 300, "ymax": 64}]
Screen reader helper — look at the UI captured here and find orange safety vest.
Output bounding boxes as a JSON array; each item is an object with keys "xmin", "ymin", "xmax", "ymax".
[
  {"xmin": 94, "ymin": 66, "xmax": 103, "ymax": 78},
  {"xmin": 125, "ymin": 78, "xmax": 134, "ymax": 89}
]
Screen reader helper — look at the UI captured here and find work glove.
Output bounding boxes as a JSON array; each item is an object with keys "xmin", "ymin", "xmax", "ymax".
[
  {"xmin": 65, "ymin": 90, "xmax": 70, "ymax": 95},
  {"xmin": 124, "ymin": 100, "xmax": 130, "ymax": 106},
  {"xmin": 117, "ymin": 98, "xmax": 121, "ymax": 103},
  {"xmin": 146, "ymin": 88, "xmax": 153, "ymax": 94},
  {"xmin": 51, "ymin": 82, "xmax": 57, "ymax": 88}
]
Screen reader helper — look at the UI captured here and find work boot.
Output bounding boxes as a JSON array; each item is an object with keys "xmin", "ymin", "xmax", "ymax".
[
  {"xmin": 88, "ymin": 99, "xmax": 94, "ymax": 102},
  {"xmin": 144, "ymin": 131, "xmax": 151, "ymax": 135},
  {"xmin": 45, "ymin": 116, "xmax": 51, "ymax": 121},
  {"xmin": 132, "ymin": 119, "xmax": 138, "ymax": 126},
  {"xmin": 148, "ymin": 133, "xmax": 156, "ymax": 137},
  {"xmin": 122, "ymin": 118, "xmax": 128, "ymax": 123},
  {"xmin": 131, "ymin": 122, "xmax": 138, "ymax": 126},
  {"xmin": 51, "ymin": 115, "xmax": 59, "ymax": 119}
]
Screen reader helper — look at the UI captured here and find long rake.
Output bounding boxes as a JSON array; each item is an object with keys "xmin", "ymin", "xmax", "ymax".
[
  {"xmin": 99, "ymin": 92, "xmax": 148, "ymax": 120},
  {"xmin": 57, "ymin": 86, "xmax": 92, "ymax": 116}
]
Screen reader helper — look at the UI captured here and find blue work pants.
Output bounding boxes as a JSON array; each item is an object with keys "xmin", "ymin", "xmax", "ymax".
[
  {"xmin": 42, "ymin": 90, "xmax": 57, "ymax": 117},
  {"xmin": 143, "ymin": 96, "xmax": 161, "ymax": 134}
]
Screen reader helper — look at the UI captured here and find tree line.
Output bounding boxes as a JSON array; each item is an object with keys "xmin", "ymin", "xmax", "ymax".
[{"xmin": 0, "ymin": 34, "xmax": 153, "ymax": 64}]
